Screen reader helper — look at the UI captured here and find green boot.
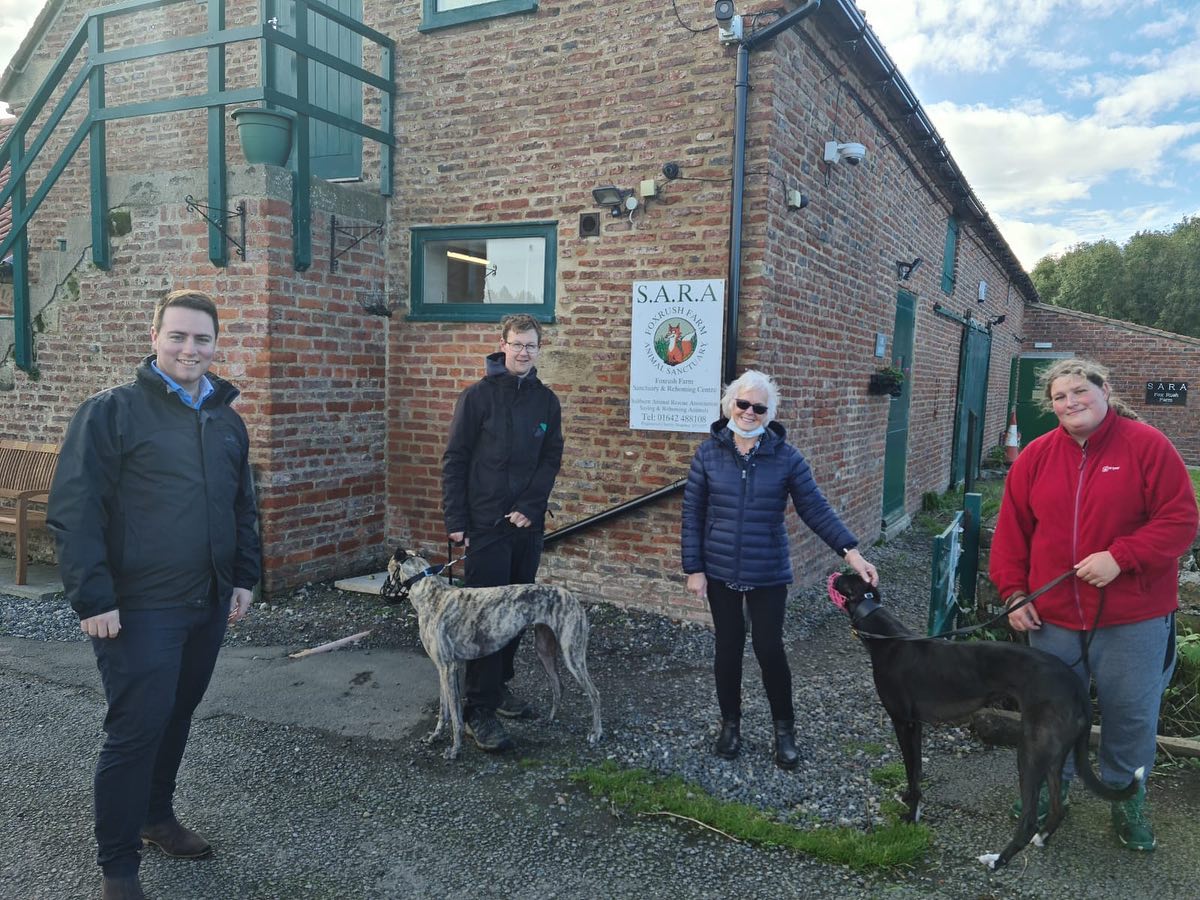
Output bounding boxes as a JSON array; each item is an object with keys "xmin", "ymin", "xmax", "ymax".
[
  {"xmin": 1112, "ymin": 785, "xmax": 1155, "ymax": 851},
  {"xmin": 1009, "ymin": 781, "xmax": 1070, "ymax": 826}
]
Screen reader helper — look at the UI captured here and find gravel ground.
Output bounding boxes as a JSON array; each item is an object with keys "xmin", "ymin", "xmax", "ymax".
[
  {"xmin": 4, "ymin": 526, "xmax": 1199, "ymax": 899},
  {"xmin": 0, "ymin": 528, "xmax": 963, "ymax": 832}
]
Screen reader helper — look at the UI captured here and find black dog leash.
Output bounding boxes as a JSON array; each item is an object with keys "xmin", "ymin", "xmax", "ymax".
[
  {"xmin": 850, "ymin": 568, "xmax": 1076, "ymax": 642},
  {"xmin": 381, "ymin": 521, "xmax": 525, "ymax": 604}
]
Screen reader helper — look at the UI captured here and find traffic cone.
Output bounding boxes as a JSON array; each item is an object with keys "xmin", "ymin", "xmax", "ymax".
[{"xmin": 1004, "ymin": 408, "xmax": 1021, "ymax": 465}]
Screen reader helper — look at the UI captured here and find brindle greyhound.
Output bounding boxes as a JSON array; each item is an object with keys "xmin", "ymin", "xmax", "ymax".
[
  {"xmin": 829, "ymin": 572, "xmax": 1141, "ymax": 869},
  {"xmin": 382, "ymin": 548, "xmax": 602, "ymax": 759}
]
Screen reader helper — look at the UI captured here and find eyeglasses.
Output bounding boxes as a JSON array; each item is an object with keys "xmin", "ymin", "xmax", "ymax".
[
  {"xmin": 735, "ymin": 399, "xmax": 768, "ymax": 415},
  {"xmin": 505, "ymin": 341, "xmax": 540, "ymax": 354}
]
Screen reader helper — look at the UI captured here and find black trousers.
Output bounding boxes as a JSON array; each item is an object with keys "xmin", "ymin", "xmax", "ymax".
[
  {"xmin": 706, "ymin": 581, "xmax": 794, "ymax": 722},
  {"xmin": 90, "ymin": 599, "xmax": 227, "ymax": 876},
  {"xmin": 462, "ymin": 525, "xmax": 544, "ymax": 713}
]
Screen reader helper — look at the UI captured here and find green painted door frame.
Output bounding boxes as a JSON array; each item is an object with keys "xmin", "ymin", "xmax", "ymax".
[
  {"xmin": 882, "ymin": 291, "xmax": 916, "ymax": 531},
  {"xmin": 273, "ymin": 0, "xmax": 363, "ymax": 180},
  {"xmin": 950, "ymin": 320, "xmax": 992, "ymax": 486},
  {"xmin": 1012, "ymin": 353, "xmax": 1071, "ymax": 448}
]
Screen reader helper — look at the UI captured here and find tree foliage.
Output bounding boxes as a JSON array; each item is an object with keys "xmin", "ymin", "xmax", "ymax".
[{"xmin": 1031, "ymin": 217, "xmax": 1200, "ymax": 337}]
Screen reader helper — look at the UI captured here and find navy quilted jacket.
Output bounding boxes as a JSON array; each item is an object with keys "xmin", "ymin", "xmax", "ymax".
[{"xmin": 681, "ymin": 420, "xmax": 857, "ymax": 587}]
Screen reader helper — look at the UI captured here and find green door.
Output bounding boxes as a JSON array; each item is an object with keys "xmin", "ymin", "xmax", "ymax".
[
  {"xmin": 1014, "ymin": 354, "xmax": 1071, "ymax": 448},
  {"xmin": 882, "ymin": 291, "xmax": 916, "ymax": 531},
  {"xmin": 273, "ymin": 0, "xmax": 363, "ymax": 180},
  {"xmin": 950, "ymin": 321, "xmax": 992, "ymax": 485}
]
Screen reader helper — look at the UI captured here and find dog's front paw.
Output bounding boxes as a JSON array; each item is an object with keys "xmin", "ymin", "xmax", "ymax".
[
  {"xmin": 977, "ymin": 852, "xmax": 1002, "ymax": 869},
  {"xmin": 422, "ymin": 730, "xmax": 439, "ymax": 744},
  {"xmin": 587, "ymin": 729, "xmax": 602, "ymax": 746},
  {"xmin": 442, "ymin": 744, "xmax": 461, "ymax": 761}
]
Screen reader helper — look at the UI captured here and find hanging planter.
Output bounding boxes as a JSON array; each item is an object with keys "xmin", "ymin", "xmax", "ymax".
[
  {"xmin": 869, "ymin": 366, "xmax": 905, "ymax": 398},
  {"xmin": 231, "ymin": 107, "xmax": 294, "ymax": 166}
]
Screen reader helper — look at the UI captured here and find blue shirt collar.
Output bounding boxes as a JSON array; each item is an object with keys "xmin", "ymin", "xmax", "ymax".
[{"xmin": 151, "ymin": 360, "xmax": 214, "ymax": 410}]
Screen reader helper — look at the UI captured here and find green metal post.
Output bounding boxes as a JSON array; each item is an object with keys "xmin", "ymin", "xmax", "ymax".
[
  {"xmin": 291, "ymin": 0, "xmax": 311, "ymax": 270},
  {"xmin": 11, "ymin": 130, "xmax": 33, "ymax": 372},
  {"xmin": 88, "ymin": 16, "xmax": 111, "ymax": 271},
  {"xmin": 207, "ymin": 0, "xmax": 228, "ymax": 266},
  {"xmin": 961, "ymin": 492, "xmax": 982, "ymax": 610},
  {"xmin": 379, "ymin": 45, "xmax": 392, "ymax": 197}
]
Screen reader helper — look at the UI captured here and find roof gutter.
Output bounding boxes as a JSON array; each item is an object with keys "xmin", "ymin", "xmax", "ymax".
[{"xmin": 725, "ymin": 0, "xmax": 822, "ymax": 384}]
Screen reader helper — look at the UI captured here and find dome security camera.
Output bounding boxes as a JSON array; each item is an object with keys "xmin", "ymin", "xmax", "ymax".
[{"xmin": 823, "ymin": 141, "xmax": 867, "ymax": 166}]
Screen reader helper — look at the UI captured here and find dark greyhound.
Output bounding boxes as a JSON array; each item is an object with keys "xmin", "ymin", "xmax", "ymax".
[{"xmin": 828, "ymin": 572, "xmax": 1141, "ymax": 869}]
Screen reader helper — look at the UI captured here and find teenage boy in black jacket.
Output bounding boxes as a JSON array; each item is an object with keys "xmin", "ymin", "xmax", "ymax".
[
  {"xmin": 48, "ymin": 290, "xmax": 260, "ymax": 900},
  {"xmin": 442, "ymin": 313, "xmax": 564, "ymax": 752}
]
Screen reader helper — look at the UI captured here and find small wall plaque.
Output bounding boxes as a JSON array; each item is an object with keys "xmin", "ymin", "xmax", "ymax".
[{"xmin": 1145, "ymin": 380, "xmax": 1188, "ymax": 406}]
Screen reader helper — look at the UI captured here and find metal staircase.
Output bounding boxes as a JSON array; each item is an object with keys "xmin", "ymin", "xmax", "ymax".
[{"xmin": 0, "ymin": 0, "xmax": 395, "ymax": 374}]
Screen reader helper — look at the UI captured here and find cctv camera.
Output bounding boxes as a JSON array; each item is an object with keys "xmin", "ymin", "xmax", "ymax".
[
  {"xmin": 823, "ymin": 141, "xmax": 867, "ymax": 166},
  {"xmin": 714, "ymin": 0, "xmax": 735, "ymax": 26}
]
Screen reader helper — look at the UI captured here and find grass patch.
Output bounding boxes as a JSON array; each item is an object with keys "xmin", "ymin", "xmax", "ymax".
[
  {"xmin": 1161, "ymin": 619, "xmax": 1200, "ymax": 740},
  {"xmin": 868, "ymin": 762, "xmax": 907, "ymax": 789},
  {"xmin": 571, "ymin": 761, "xmax": 928, "ymax": 869}
]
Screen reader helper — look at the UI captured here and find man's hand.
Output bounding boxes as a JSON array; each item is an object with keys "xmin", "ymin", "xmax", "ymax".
[
  {"xmin": 844, "ymin": 548, "xmax": 879, "ymax": 586},
  {"xmin": 1006, "ymin": 592, "xmax": 1041, "ymax": 632},
  {"xmin": 1074, "ymin": 551, "xmax": 1121, "ymax": 589},
  {"xmin": 228, "ymin": 587, "xmax": 253, "ymax": 623},
  {"xmin": 505, "ymin": 511, "xmax": 532, "ymax": 528},
  {"xmin": 449, "ymin": 531, "xmax": 467, "ymax": 546},
  {"xmin": 686, "ymin": 572, "xmax": 707, "ymax": 600},
  {"xmin": 80, "ymin": 609, "xmax": 121, "ymax": 639}
]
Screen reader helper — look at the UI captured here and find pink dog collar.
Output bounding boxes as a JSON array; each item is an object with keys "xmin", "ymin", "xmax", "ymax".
[{"xmin": 827, "ymin": 571, "xmax": 847, "ymax": 611}]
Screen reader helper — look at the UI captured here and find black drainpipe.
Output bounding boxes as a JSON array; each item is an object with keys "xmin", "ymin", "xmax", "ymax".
[{"xmin": 725, "ymin": 0, "xmax": 822, "ymax": 384}]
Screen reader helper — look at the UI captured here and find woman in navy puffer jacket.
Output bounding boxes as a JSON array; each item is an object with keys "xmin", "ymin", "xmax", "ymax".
[{"xmin": 682, "ymin": 370, "xmax": 878, "ymax": 769}]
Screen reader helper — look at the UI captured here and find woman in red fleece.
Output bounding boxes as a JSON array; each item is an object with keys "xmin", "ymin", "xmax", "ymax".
[{"xmin": 990, "ymin": 358, "xmax": 1198, "ymax": 852}]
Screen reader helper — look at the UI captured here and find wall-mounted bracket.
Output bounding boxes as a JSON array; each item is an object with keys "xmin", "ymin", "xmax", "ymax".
[
  {"xmin": 330, "ymin": 216, "xmax": 383, "ymax": 271},
  {"xmin": 185, "ymin": 195, "xmax": 245, "ymax": 260}
]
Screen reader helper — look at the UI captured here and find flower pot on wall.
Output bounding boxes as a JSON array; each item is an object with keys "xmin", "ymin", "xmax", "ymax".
[
  {"xmin": 231, "ymin": 107, "xmax": 294, "ymax": 166},
  {"xmin": 869, "ymin": 369, "xmax": 905, "ymax": 398}
]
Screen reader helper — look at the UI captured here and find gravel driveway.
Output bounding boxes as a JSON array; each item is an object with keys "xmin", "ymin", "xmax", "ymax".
[{"xmin": 2, "ymin": 526, "xmax": 1198, "ymax": 898}]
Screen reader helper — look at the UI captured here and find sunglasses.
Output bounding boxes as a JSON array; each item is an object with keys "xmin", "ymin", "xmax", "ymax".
[{"xmin": 734, "ymin": 399, "xmax": 768, "ymax": 415}]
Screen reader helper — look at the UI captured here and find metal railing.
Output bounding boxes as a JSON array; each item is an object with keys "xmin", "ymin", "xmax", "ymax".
[{"xmin": 0, "ymin": 0, "xmax": 395, "ymax": 373}]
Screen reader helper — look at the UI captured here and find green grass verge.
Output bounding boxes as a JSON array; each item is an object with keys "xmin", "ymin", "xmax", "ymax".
[{"xmin": 570, "ymin": 761, "xmax": 928, "ymax": 869}]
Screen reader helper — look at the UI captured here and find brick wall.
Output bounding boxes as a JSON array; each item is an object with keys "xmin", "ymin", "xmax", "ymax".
[
  {"xmin": 1023, "ymin": 304, "xmax": 1200, "ymax": 464},
  {"xmin": 3, "ymin": 0, "xmax": 1036, "ymax": 619},
  {"xmin": 377, "ymin": 1, "xmax": 1030, "ymax": 620}
]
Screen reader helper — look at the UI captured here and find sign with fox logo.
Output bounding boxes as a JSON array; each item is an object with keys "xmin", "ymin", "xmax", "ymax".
[{"xmin": 629, "ymin": 279, "xmax": 724, "ymax": 432}]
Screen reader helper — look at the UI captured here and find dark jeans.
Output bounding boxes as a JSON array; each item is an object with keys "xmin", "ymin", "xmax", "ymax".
[
  {"xmin": 462, "ymin": 525, "xmax": 543, "ymax": 714},
  {"xmin": 706, "ymin": 581, "xmax": 793, "ymax": 722},
  {"xmin": 90, "ymin": 600, "xmax": 227, "ymax": 876}
]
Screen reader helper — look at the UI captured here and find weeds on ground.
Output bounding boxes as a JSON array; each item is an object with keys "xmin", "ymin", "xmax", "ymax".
[
  {"xmin": 914, "ymin": 481, "xmax": 1006, "ymax": 535},
  {"xmin": 571, "ymin": 761, "xmax": 928, "ymax": 869},
  {"xmin": 1161, "ymin": 623, "xmax": 1200, "ymax": 740}
]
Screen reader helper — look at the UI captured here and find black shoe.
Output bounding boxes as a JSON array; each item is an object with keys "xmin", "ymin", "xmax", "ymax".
[
  {"xmin": 464, "ymin": 709, "xmax": 515, "ymax": 753},
  {"xmin": 715, "ymin": 719, "xmax": 741, "ymax": 759},
  {"xmin": 496, "ymin": 685, "xmax": 534, "ymax": 720},
  {"xmin": 773, "ymin": 719, "xmax": 800, "ymax": 771},
  {"xmin": 101, "ymin": 875, "xmax": 147, "ymax": 900},
  {"xmin": 140, "ymin": 817, "xmax": 213, "ymax": 859}
]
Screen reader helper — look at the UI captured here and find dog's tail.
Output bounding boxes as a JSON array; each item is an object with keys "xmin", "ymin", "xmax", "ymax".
[{"xmin": 1073, "ymin": 730, "xmax": 1143, "ymax": 802}]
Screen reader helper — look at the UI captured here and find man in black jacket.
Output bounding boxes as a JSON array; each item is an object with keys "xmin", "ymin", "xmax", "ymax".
[
  {"xmin": 48, "ymin": 290, "xmax": 260, "ymax": 900},
  {"xmin": 442, "ymin": 313, "xmax": 564, "ymax": 752}
]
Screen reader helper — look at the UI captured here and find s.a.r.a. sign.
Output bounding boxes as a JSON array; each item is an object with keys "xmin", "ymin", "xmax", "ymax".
[
  {"xmin": 1145, "ymin": 379, "xmax": 1188, "ymax": 406},
  {"xmin": 629, "ymin": 280, "xmax": 725, "ymax": 432}
]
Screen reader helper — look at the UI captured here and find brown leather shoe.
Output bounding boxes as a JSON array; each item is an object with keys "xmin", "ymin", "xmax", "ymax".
[
  {"xmin": 140, "ymin": 818, "xmax": 213, "ymax": 859},
  {"xmin": 101, "ymin": 875, "xmax": 147, "ymax": 900}
]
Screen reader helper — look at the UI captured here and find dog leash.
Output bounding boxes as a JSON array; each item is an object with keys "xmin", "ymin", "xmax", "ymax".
[{"xmin": 844, "ymin": 568, "xmax": 1076, "ymax": 642}]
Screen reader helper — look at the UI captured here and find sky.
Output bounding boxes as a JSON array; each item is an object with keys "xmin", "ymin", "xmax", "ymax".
[
  {"xmin": 856, "ymin": 0, "xmax": 1200, "ymax": 269},
  {"xmin": 1, "ymin": 1, "xmax": 1197, "ymax": 270}
]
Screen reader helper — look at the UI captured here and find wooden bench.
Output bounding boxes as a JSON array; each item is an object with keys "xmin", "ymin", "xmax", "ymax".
[{"xmin": 0, "ymin": 440, "xmax": 60, "ymax": 585}]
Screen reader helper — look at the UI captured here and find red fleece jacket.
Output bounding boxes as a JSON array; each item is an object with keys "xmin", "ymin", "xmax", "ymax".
[{"xmin": 990, "ymin": 411, "xmax": 1198, "ymax": 630}]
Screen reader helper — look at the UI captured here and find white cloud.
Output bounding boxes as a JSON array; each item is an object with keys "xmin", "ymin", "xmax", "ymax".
[
  {"xmin": 923, "ymin": 101, "xmax": 1199, "ymax": 216},
  {"xmin": 858, "ymin": 0, "xmax": 1114, "ymax": 76},
  {"xmin": 1136, "ymin": 9, "xmax": 1193, "ymax": 40},
  {"xmin": 0, "ymin": 0, "xmax": 44, "ymax": 114},
  {"xmin": 996, "ymin": 202, "xmax": 1190, "ymax": 267},
  {"xmin": 1093, "ymin": 42, "xmax": 1200, "ymax": 122}
]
